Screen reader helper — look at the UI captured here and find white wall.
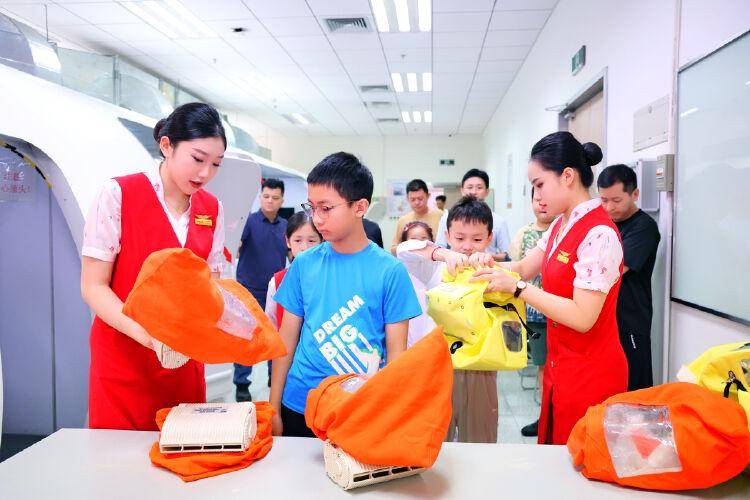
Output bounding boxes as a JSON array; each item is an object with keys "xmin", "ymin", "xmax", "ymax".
[
  {"xmin": 262, "ymin": 133, "xmax": 484, "ymax": 244},
  {"xmin": 480, "ymin": 0, "xmax": 750, "ymax": 382}
]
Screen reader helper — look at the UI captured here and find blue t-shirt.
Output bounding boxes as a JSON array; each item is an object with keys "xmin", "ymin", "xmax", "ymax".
[{"xmin": 274, "ymin": 241, "xmax": 422, "ymax": 413}]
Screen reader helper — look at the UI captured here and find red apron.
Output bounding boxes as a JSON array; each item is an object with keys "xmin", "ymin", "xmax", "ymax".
[
  {"xmin": 538, "ymin": 205, "xmax": 628, "ymax": 444},
  {"xmin": 273, "ymin": 268, "xmax": 288, "ymax": 330},
  {"xmin": 88, "ymin": 173, "xmax": 218, "ymax": 430}
]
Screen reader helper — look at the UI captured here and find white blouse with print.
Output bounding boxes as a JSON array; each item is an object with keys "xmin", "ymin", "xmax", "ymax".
[
  {"xmin": 536, "ymin": 198, "xmax": 623, "ymax": 294},
  {"xmin": 82, "ymin": 167, "xmax": 226, "ymax": 273}
]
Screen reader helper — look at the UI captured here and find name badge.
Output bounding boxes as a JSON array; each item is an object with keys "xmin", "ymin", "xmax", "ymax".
[
  {"xmin": 194, "ymin": 215, "xmax": 213, "ymax": 227},
  {"xmin": 556, "ymin": 251, "xmax": 570, "ymax": 264}
]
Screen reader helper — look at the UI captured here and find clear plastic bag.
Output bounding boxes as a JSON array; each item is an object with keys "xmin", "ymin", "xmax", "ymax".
[
  {"xmin": 215, "ymin": 284, "xmax": 256, "ymax": 341},
  {"xmin": 501, "ymin": 321, "xmax": 524, "ymax": 353},
  {"xmin": 604, "ymin": 403, "xmax": 682, "ymax": 478}
]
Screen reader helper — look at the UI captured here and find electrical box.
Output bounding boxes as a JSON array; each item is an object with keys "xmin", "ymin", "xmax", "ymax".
[{"xmin": 655, "ymin": 154, "xmax": 674, "ymax": 191}]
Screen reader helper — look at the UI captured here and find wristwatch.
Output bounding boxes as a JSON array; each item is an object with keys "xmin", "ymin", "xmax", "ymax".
[{"xmin": 514, "ymin": 279, "xmax": 528, "ymax": 299}]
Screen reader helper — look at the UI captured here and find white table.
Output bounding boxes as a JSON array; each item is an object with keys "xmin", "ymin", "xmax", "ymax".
[{"xmin": 0, "ymin": 429, "xmax": 748, "ymax": 499}]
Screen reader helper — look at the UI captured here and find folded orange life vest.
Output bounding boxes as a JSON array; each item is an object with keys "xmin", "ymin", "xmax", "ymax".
[
  {"xmin": 567, "ymin": 382, "xmax": 750, "ymax": 491},
  {"xmin": 123, "ymin": 248, "xmax": 286, "ymax": 365},
  {"xmin": 149, "ymin": 402, "xmax": 274, "ymax": 482},
  {"xmin": 305, "ymin": 327, "xmax": 452, "ymax": 468}
]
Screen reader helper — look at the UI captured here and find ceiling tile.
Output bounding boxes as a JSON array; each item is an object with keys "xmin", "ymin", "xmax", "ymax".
[
  {"xmin": 433, "ymin": 12, "xmax": 491, "ymax": 32},
  {"xmin": 484, "ymin": 29, "xmax": 538, "ymax": 46},
  {"xmin": 61, "ymin": 2, "xmax": 141, "ymax": 24},
  {"xmin": 327, "ymin": 32, "xmax": 382, "ymax": 50},
  {"xmin": 384, "ymin": 47, "xmax": 431, "ymax": 63},
  {"xmin": 306, "ymin": 0, "xmax": 371, "ymax": 16},
  {"xmin": 99, "ymin": 23, "xmax": 171, "ymax": 42},
  {"xmin": 433, "ymin": 46, "xmax": 481, "ymax": 62},
  {"xmin": 262, "ymin": 16, "xmax": 325, "ymax": 37},
  {"xmin": 336, "ymin": 49, "xmax": 385, "ymax": 64},
  {"xmin": 476, "ymin": 59, "xmax": 522, "ymax": 73},
  {"xmin": 2, "ymin": 3, "xmax": 86, "ymax": 26},
  {"xmin": 179, "ymin": 0, "xmax": 254, "ymax": 21},
  {"xmin": 480, "ymin": 45, "xmax": 530, "ymax": 60},
  {"xmin": 379, "ymin": 32, "xmax": 431, "ymax": 49},
  {"xmin": 495, "ymin": 0, "xmax": 558, "ymax": 10},
  {"xmin": 433, "ymin": 31, "xmax": 486, "ymax": 48},
  {"xmin": 489, "ymin": 10, "xmax": 551, "ymax": 31},
  {"xmin": 432, "ymin": 60, "xmax": 479, "ymax": 73},
  {"xmin": 387, "ymin": 60, "xmax": 431, "ymax": 74},
  {"xmin": 243, "ymin": 0, "xmax": 312, "ymax": 18},
  {"xmin": 207, "ymin": 19, "xmax": 270, "ymax": 38},
  {"xmin": 433, "ymin": 0, "xmax": 495, "ymax": 12},
  {"xmin": 276, "ymin": 35, "xmax": 331, "ymax": 51}
]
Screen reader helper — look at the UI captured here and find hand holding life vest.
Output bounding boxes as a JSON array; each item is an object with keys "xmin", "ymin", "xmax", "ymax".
[
  {"xmin": 426, "ymin": 267, "xmax": 529, "ymax": 371},
  {"xmin": 567, "ymin": 382, "xmax": 750, "ymax": 490},
  {"xmin": 305, "ymin": 328, "xmax": 452, "ymax": 469},
  {"xmin": 123, "ymin": 248, "xmax": 287, "ymax": 365}
]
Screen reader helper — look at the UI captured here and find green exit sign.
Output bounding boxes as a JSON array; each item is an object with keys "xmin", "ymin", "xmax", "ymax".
[
  {"xmin": 439, "ymin": 159, "xmax": 455, "ymax": 166},
  {"xmin": 572, "ymin": 45, "xmax": 586, "ymax": 75}
]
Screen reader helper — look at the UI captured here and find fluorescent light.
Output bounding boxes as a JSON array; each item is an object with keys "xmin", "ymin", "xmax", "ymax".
[
  {"xmin": 121, "ymin": 2, "xmax": 180, "ymax": 38},
  {"xmin": 142, "ymin": 1, "xmax": 198, "ymax": 38},
  {"xmin": 413, "ymin": 111, "xmax": 422, "ymax": 123},
  {"xmin": 406, "ymin": 72, "xmax": 418, "ymax": 92},
  {"xmin": 391, "ymin": 73, "xmax": 404, "ymax": 93},
  {"xmin": 401, "ymin": 111, "xmax": 411, "ymax": 123},
  {"xmin": 394, "ymin": 0, "xmax": 410, "ymax": 32},
  {"xmin": 422, "ymin": 72, "xmax": 432, "ymax": 92},
  {"xmin": 679, "ymin": 107, "xmax": 698, "ymax": 118},
  {"xmin": 424, "ymin": 110, "xmax": 432, "ymax": 123},
  {"xmin": 292, "ymin": 113, "xmax": 310, "ymax": 125},
  {"xmin": 417, "ymin": 0, "xmax": 431, "ymax": 32},
  {"xmin": 163, "ymin": 0, "xmax": 216, "ymax": 38},
  {"xmin": 371, "ymin": 0, "xmax": 390, "ymax": 32}
]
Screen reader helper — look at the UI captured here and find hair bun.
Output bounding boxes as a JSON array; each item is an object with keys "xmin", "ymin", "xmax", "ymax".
[
  {"xmin": 153, "ymin": 118, "xmax": 168, "ymax": 142},
  {"xmin": 582, "ymin": 142, "xmax": 603, "ymax": 167}
]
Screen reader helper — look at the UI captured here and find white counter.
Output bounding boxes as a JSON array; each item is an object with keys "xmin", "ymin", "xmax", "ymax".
[{"xmin": 0, "ymin": 429, "xmax": 747, "ymax": 499}]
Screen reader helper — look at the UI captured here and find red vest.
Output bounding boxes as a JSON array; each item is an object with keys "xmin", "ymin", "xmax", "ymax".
[
  {"xmin": 273, "ymin": 268, "xmax": 288, "ymax": 330},
  {"xmin": 537, "ymin": 205, "xmax": 628, "ymax": 445},
  {"xmin": 88, "ymin": 173, "xmax": 218, "ymax": 430}
]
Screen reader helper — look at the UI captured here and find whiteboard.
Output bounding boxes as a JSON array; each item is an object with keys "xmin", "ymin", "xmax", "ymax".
[{"xmin": 672, "ymin": 30, "xmax": 750, "ymax": 325}]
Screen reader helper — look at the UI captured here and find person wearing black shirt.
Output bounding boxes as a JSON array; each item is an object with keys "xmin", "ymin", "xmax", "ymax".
[
  {"xmin": 363, "ymin": 218, "xmax": 384, "ymax": 248},
  {"xmin": 598, "ymin": 164, "xmax": 661, "ymax": 390}
]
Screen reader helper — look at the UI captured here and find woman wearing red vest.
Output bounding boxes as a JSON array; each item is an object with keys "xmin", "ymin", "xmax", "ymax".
[
  {"xmin": 81, "ymin": 103, "xmax": 227, "ymax": 430},
  {"xmin": 471, "ymin": 131, "xmax": 627, "ymax": 445}
]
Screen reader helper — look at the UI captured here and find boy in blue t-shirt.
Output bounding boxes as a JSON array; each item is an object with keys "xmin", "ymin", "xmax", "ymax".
[{"xmin": 269, "ymin": 152, "xmax": 422, "ymax": 437}]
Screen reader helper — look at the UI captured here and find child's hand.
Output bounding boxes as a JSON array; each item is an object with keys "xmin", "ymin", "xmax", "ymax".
[
  {"xmin": 443, "ymin": 250, "xmax": 469, "ymax": 276},
  {"xmin": 468, "ymin": 252, "xmax": 495, "ymax": 269},
  {"xmin": 271, "ymin": 412, "xmax": 283, "ymax": 436}
]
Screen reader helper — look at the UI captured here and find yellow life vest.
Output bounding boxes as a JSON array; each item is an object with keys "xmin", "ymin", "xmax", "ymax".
[
  {"xmin": 677, "ymin": 341, "xmax": 750, "ymax": 422},
  {"xmin": 425, "ymin": 267, "xmax": 532, "ymax": 371}
]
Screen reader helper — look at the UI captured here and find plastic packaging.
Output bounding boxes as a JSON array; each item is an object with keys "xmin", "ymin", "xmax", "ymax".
[
  {"xmin": 215, "ymin": 284, "xmax": 256, "ymax": 341},
  {"xmin": 604, "ymin": 403, "xmax": 682, "ymax": 478}
]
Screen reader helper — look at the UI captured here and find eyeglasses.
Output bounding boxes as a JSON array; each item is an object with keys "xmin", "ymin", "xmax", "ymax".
[{"xmin": 301, "ymin": 201, "xmax": 354, "ymax": 219}]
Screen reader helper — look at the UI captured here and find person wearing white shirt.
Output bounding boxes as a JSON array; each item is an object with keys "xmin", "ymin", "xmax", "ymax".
[{"xmin": 435, "ymin": 169, "xmax": 510, "ymax": 261}]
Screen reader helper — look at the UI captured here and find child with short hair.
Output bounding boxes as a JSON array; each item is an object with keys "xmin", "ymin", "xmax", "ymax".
[
  {"xmin": 399, "ymin": 221, "xmax": 436, "ymax": 347},
  {"xmin": 270, "ymin": 152, "xmax": 422, "ymax": 437},
  {"xmin": 397, "ymin": 196, "xmax": 500, "ymax": 443}
]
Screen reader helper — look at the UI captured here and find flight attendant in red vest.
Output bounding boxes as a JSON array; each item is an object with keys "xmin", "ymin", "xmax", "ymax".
[
  {"xmin": 471, "ymin": 131, "xmax": 627, "ymax": 445},
  {"xmin": 81, "ymin": 103, "xmax": 227, "ymax": 430}
]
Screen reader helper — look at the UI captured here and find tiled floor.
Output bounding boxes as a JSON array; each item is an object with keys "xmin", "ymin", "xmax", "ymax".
[{"xmin": 246, "ymin": 361, "xmax": 542, "ymax": 445}]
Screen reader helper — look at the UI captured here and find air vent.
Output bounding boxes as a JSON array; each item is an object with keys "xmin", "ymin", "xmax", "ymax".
[
  {"xmin": 324, "ymin": 17, "xmax": 372, "ymax": 34},
  {"xmin": 365, "ymin": 101, "xmax": 393, "ymax": 109},
  {"xmin": 376, "ymin": 118, "xmax": 401, "ymax": 123},
  {"xmin": 360, "ymin": 84, "xmax": 391, "ymax": 93}
]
